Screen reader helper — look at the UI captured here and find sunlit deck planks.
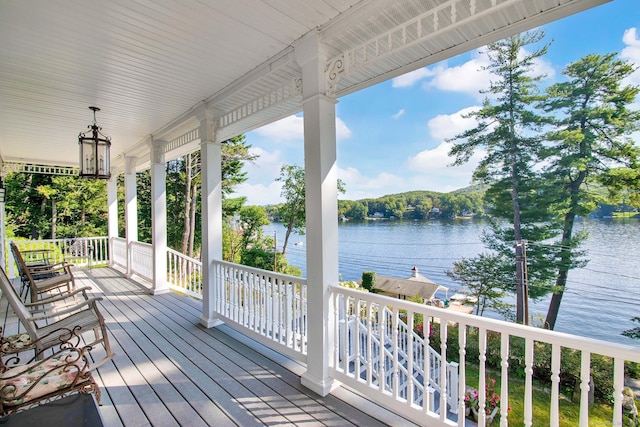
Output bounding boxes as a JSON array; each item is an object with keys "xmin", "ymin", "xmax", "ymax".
[{"xmin": 3, "ymin": 267, "xmax": 417, "ymax": 427}]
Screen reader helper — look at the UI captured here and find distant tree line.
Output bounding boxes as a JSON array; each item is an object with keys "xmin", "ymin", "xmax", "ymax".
[{"xmin": 337, "ymin": 189, "xmax": 486, "ymax": 220}]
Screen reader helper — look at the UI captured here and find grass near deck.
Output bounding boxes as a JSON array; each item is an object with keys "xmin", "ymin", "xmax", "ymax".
[{"xmin": 464, "ymin": 364, "xmax": 620, "ymax": 426}]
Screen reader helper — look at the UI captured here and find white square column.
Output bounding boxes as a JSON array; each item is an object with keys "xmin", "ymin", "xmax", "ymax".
[
  {"xmin": 198, "ymin": 110, "xmax": 224, "ymax": 328},
  {"xmin": 124, "ymin": 156, "xmax": 138, "ymax": 275},
  {"xmin": 150, "ymin": 139, "xmax": 169, "ymax": 295},
  {"xmin": 296, "ymin": 31, "xmax": 339, "ymax": 397},
  {"xmin": 107, "ymin": 177, "xmax": 118, "ymax": 267}
]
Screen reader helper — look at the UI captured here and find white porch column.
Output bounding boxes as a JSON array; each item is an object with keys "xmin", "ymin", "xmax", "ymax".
[
  {"xmin": 0, "ymin": 174, "xmax": 5, "ymax": 271},
  {"xmin": 296, "ymin": 31, "xmax": 339, "ymax": 397},
  {"xmin": 150, "ymin": 140, "xmax": 169, "ymax": 295},
  {"xmin": 198, "ymin": 109, "xmax": 223, "ymax": 328},
  {"xmin": 107, "ymin": 177, "xmax": 118, "ymax": 268},
  {"xmin": 124, "ymin": 156, "xmax": 138, "ymax": 275}
]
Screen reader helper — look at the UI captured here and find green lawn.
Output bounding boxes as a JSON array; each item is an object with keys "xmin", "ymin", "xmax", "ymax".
[{"xmin": 463, "ymin": 364, "xmax": 621, "ymax": 426}]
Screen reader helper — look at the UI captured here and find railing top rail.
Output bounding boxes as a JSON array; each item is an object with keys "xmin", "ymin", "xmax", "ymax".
[
  {"xmin": 130, "ymin": 240, "xmax": 152, "ymax": 249},
  {"xmin": 11, "ymin": 236, "xmax": 108, "ymax": 243},
  {"xmin": 332, "ymin": 285, "xmax": 640, "ymax": 362},
  {"xmin": 214, "ymin": 259, "xmax": 307, "ymax": 285},
  {"xmin": 167, "ymin": 248, "xmax": 202, "ymax": 265}
]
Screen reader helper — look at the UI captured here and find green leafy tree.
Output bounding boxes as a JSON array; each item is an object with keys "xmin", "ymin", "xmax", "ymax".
[
  {"xmin": 361, "ymin": 271, "xmax": 377, "ymax": 292},
  {"xmin": 276, "ymin": 164, "xmax": 345, "ymax": 255},
  {"xmin": 240, "ymin": 247, "xmax": 302, "ymax": 276},
  {"xmin": 448, "ymin": 30, "xmax": 554, "ymax": 323},
  {"xmin": 540, "ymin": 53, "xmax": 640, "ymax": 329},
  {"xmin": 622, "ymin": 317, "xmax": 640, "ymax": 340},
  {"xmin": 238, "ymin": 205, "xmax": 270, "ymax": 253},
  {"xmin": 277, "ymin": 165, "xmax": 306, "ymax": 256},
  {"xmin": 447, "ymin": 253, "xmax": 514, "ymax": 317},
  {"xmin": 6, "ymin": 173, "xmax": 107, "ymax": 239}
]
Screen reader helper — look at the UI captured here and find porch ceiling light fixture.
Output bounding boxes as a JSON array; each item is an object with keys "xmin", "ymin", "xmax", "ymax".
[{"xmin": 78, "ymin": 106, "xmax": 111, "ymax": 179}]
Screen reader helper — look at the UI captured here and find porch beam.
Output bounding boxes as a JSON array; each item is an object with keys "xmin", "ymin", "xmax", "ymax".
[
  {"xmin": 150, "ymin": 139, "xmax": 169, "ymax": 295},
  {"xmin": 296, "ymin": 31, "xmax": 339, "ymax": 397}
]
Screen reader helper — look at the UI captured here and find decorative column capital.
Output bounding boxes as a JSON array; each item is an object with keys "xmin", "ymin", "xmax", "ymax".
[
  {"xmin": 295, "ymin": 31, "xmax": 336, "ymax": 100},
  {"xmin": 149, "ymin": 139, "xmax": 167, "ymax": 165},
  {"xmin": 124, "ymin": 156, "xmax": 137, "ymax": 175}
]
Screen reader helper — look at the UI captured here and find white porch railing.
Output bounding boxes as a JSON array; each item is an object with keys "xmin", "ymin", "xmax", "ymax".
[
  {"xmin": 10, "ymin": 238, "xmax": 640, "ymax": 427},
  {"xmin": 129, "ymin": 241, "xmax": 153, "ymax": 282},
  {"xmin": 331, "ymin": 285, "xmax": 640, "ymax": 427},
  {"xmin": 111, "ymin": 237, "xmax": 127, "ymax": 270},
  {"xmin": 167, "ymin": 248, "xmax": 202, "ymax": 298},
  {"xmin": 8, "ymin": 237, "xmax": 109, "ymax": 276},
  {"xmin": 212, "ymin": 260, "xmax": 307, "ymax": 363}
]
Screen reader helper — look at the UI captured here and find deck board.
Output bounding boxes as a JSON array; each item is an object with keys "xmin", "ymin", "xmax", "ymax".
[{"xmin": 2, "ymin": 267, "xmax": 418, "ymax": 427}]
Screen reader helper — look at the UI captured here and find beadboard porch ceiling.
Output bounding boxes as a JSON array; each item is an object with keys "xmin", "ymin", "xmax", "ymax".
[{"xmin": 0, "ymin": 0, "xmax": 608, "ymax": 174}]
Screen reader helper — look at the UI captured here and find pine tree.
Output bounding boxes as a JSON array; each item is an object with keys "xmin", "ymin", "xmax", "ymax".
[
  {"xmin": 448, "ymin": 30, "xmax": 555, "ymax": 323},
  {"xmin": 541, "ymin": 53, "xmax": 640, "ymax": 330}
]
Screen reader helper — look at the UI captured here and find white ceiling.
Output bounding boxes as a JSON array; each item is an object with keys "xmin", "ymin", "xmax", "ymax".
[{"xmin": 0, "ymin": 0, "xmax": 609, "ymax": 175}]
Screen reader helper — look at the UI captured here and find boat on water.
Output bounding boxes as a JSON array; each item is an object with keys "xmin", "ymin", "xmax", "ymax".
[{"xmin": 450, "ymin": 293, "xmax": 478, "ymax": 304}]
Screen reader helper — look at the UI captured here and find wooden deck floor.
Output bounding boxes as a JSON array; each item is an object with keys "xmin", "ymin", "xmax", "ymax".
[{"xmin": 4, "ymin": 267, "xmax": 418, "ymax": 427}]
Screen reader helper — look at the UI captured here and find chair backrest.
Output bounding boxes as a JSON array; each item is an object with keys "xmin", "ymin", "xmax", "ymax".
[
  {"xmin": 9, "ymin": 242, "xmax": 28, "ymax": 283},
  {"xmin": 0, "ymin": 266, "xmax": 38, "ymax": 338}
]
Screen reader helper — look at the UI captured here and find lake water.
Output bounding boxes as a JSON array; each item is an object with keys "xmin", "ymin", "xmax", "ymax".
[{"xmin": 265, "ymin": 218, "xmax": 640, "ymax": 347}]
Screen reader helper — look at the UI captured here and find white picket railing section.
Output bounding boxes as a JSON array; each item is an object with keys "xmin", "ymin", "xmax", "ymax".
[
  {"xmin": 212, "ymin": 260, "xmax": 307, "ymax": 362},
  {"xmin": 331, "ymin": 285, "xmax": 640, "ymax": 427},
  {"xmin": 129, "ymin": 241, "xmax": 153, "ymax": 282},
  {"xmin": 8, "ymin": 237, "xmax": 109, "ymax": 277},
  {"xmin": 167, "ymin": 248, "xmax": 202, "ymax": 298},
  {"xmin": 111, "ymin": 237, "xmax": 127, "ymax": 270}
]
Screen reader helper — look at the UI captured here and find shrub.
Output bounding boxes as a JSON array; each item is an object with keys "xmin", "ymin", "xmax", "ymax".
[{"xmin": 361, "ymin": 271, "xmax": 376, "ymax": 291}]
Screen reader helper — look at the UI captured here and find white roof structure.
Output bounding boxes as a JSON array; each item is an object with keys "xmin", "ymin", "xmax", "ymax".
[{"xmin": 0, "ymin": 0, "xmax": 609, "ymax": 174}]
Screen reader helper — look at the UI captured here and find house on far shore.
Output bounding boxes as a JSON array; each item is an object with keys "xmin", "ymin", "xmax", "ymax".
[{"xmin": 363, "ymin": 266, "xmax": 448, "ymax": 304}]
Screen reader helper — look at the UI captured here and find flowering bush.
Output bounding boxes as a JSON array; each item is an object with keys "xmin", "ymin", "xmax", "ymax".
[{"xmin": 465, "ymin": 378, "xmax": 507, "ymax": 416}]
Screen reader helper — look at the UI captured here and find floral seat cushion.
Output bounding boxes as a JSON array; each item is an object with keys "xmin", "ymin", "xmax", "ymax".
[
  {"xmin": 0, "ymin": 333, "xmax": 33, "ymax": 354},
  {"xmin": 0, "ymin": 349, "xmax": 91, "ymax": 408}
]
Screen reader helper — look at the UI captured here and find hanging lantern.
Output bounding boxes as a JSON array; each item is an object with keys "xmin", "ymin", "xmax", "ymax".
[{"xmin": 78, "ymin": 106, "xmax": 111, "ymax": 179}]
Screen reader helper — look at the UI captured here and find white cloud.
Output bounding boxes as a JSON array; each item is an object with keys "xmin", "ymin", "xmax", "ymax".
[
  {"xmin": 233, "ymin": 181, "xmax": 283, "ymax": 206},
  {"xmin": 254, "ymin": 115, "xmax": 303, "ymax": 141},
  {"xmin": 420, "ymin": 48, "xmax": 554, "ymax": 98},
  {"xmin": 391, "ymin": 67, "xmax": 436, "ymax": 87},
  {"xmin": 338, "ymin": 166, "xmax": 407, "ymax": 200},
  {"xmin": 426, "ymin": 52, "xmax": 491, "ymax": 96},
  {"xmin": 427, "ymin": 106, "xmax": 481, "ymax": 141},
  {"xmin": 392, "ymin": 109, "xmax": 405, "ymax": 119},
  {"xmin": 253, "ymin": 114, "xmax": 351, "ymax": 142},
  {"xmin": 621, "ymin": 27, "xmax": 640, "ymax": 86},
  {"xmin": 336, "ymin": 117, "xmax": 352, "ymax": 141},
  {"xmin": 405, "ymin": 142, "xmax": 484, "ymax": 187},
  {"xmin": 242, "ymin": 146, "xmax": 283, "ymax": 183}
]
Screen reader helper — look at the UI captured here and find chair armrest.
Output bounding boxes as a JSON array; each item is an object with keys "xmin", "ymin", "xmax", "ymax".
[
  {"xmin": 23, "ymin": 287, "xmax": 92, "ymax": 308},
  {"xmin": 0, "ymin": 327, "xmax": 83, "ymax": 360},
  {"xmin": 27, "ymin": 297, "xmax": 103, "ymax": 322},
  {"xmin": 28, "ymin": 261, "xmax": 72, "ymax": 273}
]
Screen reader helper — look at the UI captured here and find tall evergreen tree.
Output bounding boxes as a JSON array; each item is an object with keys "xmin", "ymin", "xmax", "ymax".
[
  {"xmin": 448, "ymin": 30, "xmax": 554, "ymax": 323},
  {"xmin": 541, "ymin": 53, "xmax": 640, "ymax": 330}
]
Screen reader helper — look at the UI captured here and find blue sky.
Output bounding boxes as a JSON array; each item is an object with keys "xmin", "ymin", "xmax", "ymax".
[{"xmin": 233, "ymin": 0, "xmax": 640, "ymax": 206}]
